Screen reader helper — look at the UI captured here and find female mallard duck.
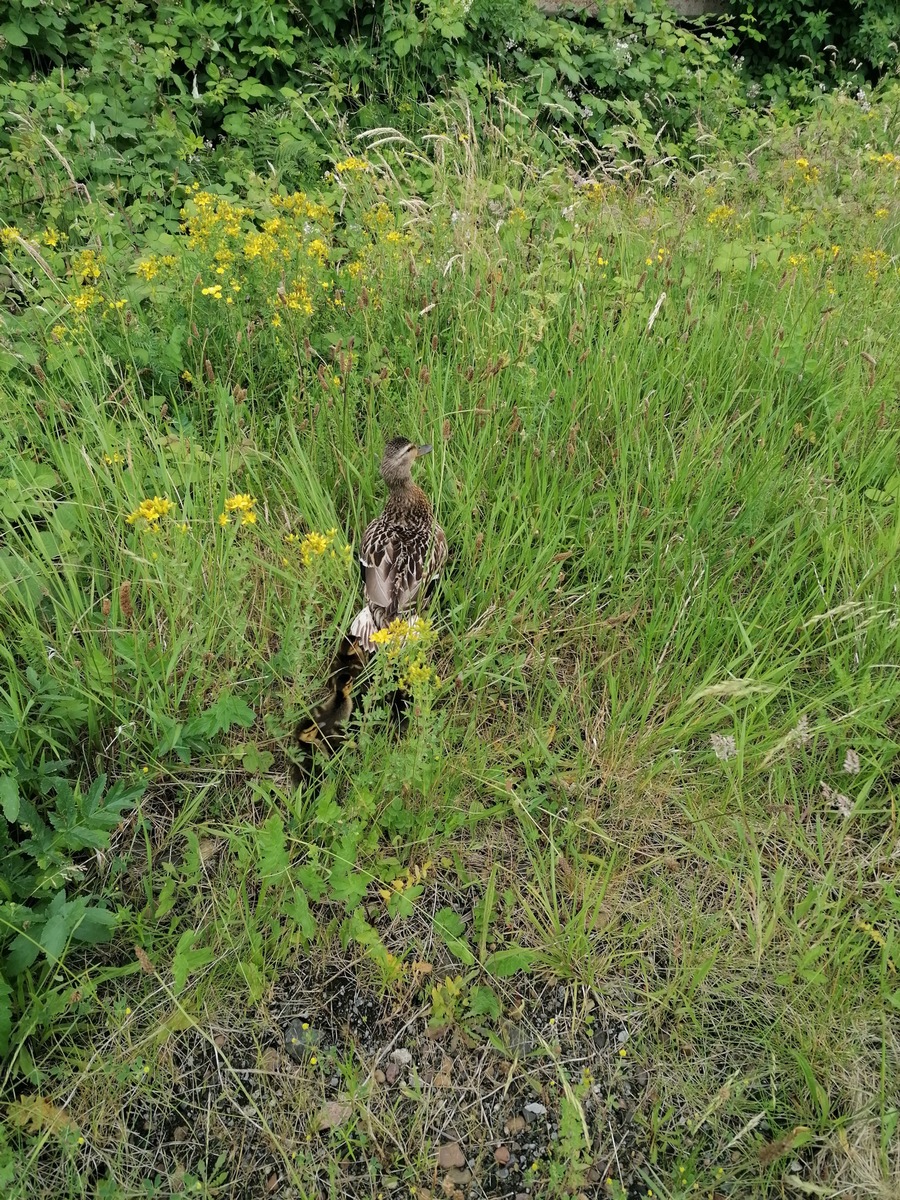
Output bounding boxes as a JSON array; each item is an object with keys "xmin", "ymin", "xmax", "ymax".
[
  {"xmin": 350, "ymin": 437, "xmax": 448, "ymax": 652},
  {"xmin": 292, "ymin": 437, "xmax": 446, "ymax": 782}
]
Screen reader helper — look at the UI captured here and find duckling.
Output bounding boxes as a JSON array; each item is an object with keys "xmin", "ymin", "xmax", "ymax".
[{"xmin": 290, "ymin": 638, "xmax": 366, "ymax": 783}]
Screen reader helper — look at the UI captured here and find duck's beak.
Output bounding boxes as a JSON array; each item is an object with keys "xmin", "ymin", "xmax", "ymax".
[{"xmin": 416, "ymin": 444, "xmax": 433, "ymax": 456}]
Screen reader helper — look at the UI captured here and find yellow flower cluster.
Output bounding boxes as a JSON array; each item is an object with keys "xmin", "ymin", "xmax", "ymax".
[
  {"xmin": 707, "ymin": 204, "xmax": 736, "ymax": 226},
  {"xmin": 858, "ymin": 248, "xmax": 888, "ymax": 281},
  {"xmin": 71, "ymin": 291, "xmax": 99, "ymax": 313},
  {"xmin": 220, "ymin": 493, "xmax": 257, "ymax": 526},
  {"xmin": 0, "ymin": 226, "xmax": 20, "ymax": 246},
  {"xmin": 645, "ymin": 247, "xmax": 667, "ymax": 266},
  {"xmin": 42, "ymin": 228, "xmax": 64, "ymax": 248},
  {"xmin": 582, "ymin": 181, "xmax": 605, "ymax": 204},
  {"xmin": 793, "ymin": 157, "xmax": 820, "ymax": 184},
  {"xmin": 296, "ymin": 527, "xmax": 335, "ymax": 565},
  {"xmin": 72, "ymin": 248, "xmax": 102, "ymax": 282},
  {"xmin": 870, "ymin": 152, "xmax": 900, "ymax": 172},
  {"xmin": 126, "ymin": 496, "xmax": 174, "ymax": 526},
  {"xmin": 282, "ymin": 279, "xmax": 314, "ymax": 314},
  {"xmin": 334, "ymin": 157, "xmax": 370, "ymax": 173},
  {"xmin": 370, "ymin": 616, "xmax": 433, "ymax": 653},
  {"xmin": 104, "ymin": 451, "xmax": 124, "ymax": 466},
  {"xmin": 399, "ymin": 656, "xmax": 439, "ymax": 691},
  {"xmin": 508, "ymin": 206, "xmax": 527, "ymax": 223}
]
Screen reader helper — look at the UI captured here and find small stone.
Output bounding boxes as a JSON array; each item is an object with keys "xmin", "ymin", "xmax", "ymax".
[
  {"xmin": 523, "ymin": 1101, "xmax": 548, "ymax": 1122},
  {"xmin": 260, "ymin": 1047, "xmax": 280, "ymax": 1073},
  {"xmin": 374, "ymin": 1069, "xmax": 386, "ymax": 1084},
  {"xmin": 494, "ymin": 1145, "xmax": 510, "ymax": 1165},
  {"xmin": 437, "ymin": 1141, "xmax": 466, "ymax": 1169},
  {"xmin": 314, "ymin": 1100, "xmax": 351, "ymax": 1131},
  {"xmin": 504, "ymin": 1116, "xmax": 526, "ymax": 1135},
  {"xmin": 446, "ymin": 1168, "xmax": 471, "ymax": 1186},
  {"xmin": 385, "ymin": 1062, "xmax": 399, "ymax": 1084},
  {"xmin": 391, "ymin": 1048, "xmax": 412, "ymax": 1067}
]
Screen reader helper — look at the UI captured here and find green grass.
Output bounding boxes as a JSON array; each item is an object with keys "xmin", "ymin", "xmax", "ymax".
[{"xmin": 1, "ymin": 91, "xmax": 899, "ymax": 1199}]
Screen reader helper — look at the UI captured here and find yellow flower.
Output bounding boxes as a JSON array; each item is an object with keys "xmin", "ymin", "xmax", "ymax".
[
  {"xmin": 241, "ymin": 510, "xmax": 256, "ymax": 526},
  {"xmin": 707, "ymin": 204, "xmax": 736, "ymax": 226},
  {"xmin": 0, "ymin": 226, "xmax": 21, "ymax": 246},
  {"xmin": 181, "ymin": 370, "xmax": 193, "ymax": 382},
  {"xmin": 299, "ymin": 530, "xmax": 331, "ymax": 565},
  {"xmin": 875, "ymin": 207, "xmax": 888, "ymax": 218},
  {"xmin": 201, "ymin": 283, "xmax": 223, "ymax": 299},
  {"xmin": 218, "ymin": 513, "xmax": 230, "ymax": 527},
  {"xmin": 271, "ymin": 314, "xmax": 282, "ymax": 328},
  {"xmin": 597, "ymin": 254, "xmax": 607, "ymax": 267},
  {"xmin": 104, "ymin": 451, "xmax": 124, "ymax": 466},
  {"xmin": 224, "ymin": 493, "xmax": 256, "ymax": 513},
  {"xmin": 306, "ymin": 238, "xmax": 328, "ymax": 265},
  {"xmin": 334, "ymin": 156, "xmax": 370, "ymax": 173},
  {"xmin": 72, "ymin": 248, "xmax": 102, "ymax": 282},
  {"xmin": 70, "ymin": 291, "xmax": 98, "ymax": 313},
  {"xmin": 42, "ymin": 227, "xmax": 61, "ymax": 248},
  {"xmin": 795, "ymin": 157, "xmax": 809, "ymax": 169},
  {"xmin": 136, "ymin": 257, "xmax": 159, "ymax": 281},
  {"xmin": 126, "ymin": 496, "xmax": 175, "ymax": 525}
]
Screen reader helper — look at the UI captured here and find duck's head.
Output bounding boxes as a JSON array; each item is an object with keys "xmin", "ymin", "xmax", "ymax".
[{"xmin": 379, "ymin": 437, "xmax": 432, "ymax": 488}]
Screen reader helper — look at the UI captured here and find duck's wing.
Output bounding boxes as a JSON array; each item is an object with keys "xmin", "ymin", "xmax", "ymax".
[{"xmin": 360, "ymin": 517, "xmax": 444, "ymax": 616}]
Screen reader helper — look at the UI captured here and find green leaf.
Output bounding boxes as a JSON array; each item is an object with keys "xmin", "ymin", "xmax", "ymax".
[
  {"xmin": 468, "ymin": 984, "xmax": 501, "ymax": 1019},
  {"xmin": 0, "ymin": 774, "xmax": 19, "ymax": 823},
  {"xmin": 0, "ymin": 974, "xmax": 12, "ymax": 1057},
  {"xmin": 485, "ymin": 946, "xmax": 539, "ymax": 977},
  {"xmin": 171, "ymin": 929, "xmax": 214, "ymax": 994},
  {"xmin": 241, "ymin": 745, "xmax": 275, "ymax": 774},
  {"xmin": 257, "ymin": 813, "xmax": 290, "ymax": 883},
  {"xmin": 434, "ymin": 906, "xmax": 475, "ymax": 965},
  {"xmin": 74, "ymin": 906, "xmax": 118, "ymax": 943},
  {"xmin": 211, "ymin": 692, "xmax": 256, "ymax": 731},
  {"xmin": 283, "ymin": 888, "xmax": 316, "ymax": 940}
]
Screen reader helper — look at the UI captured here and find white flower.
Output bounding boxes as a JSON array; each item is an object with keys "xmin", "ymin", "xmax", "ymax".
[
  {"xmin": 710, "ymin": 733, "xmax": 737, "ymax": 762},
  {"xmin": 843, "ymin": 748, "xmax": 861, "ymax": 775}
]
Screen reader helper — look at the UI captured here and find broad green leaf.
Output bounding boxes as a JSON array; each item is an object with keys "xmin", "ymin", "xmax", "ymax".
[
  {"xmin": 485, "ymin": 946, "xmax": 539, "ymax": 977},
  {"xmin": 0, "ymin": 774, "xmax": 19, "ymax": 823}
]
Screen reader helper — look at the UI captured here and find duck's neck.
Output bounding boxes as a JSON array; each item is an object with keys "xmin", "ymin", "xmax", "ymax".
[{"xmin": 386, "ymin": 480, "xmax": 428, "ymax": 513}]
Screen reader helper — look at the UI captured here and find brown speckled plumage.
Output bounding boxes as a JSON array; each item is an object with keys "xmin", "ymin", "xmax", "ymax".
[
  {"xmin": 350, "ymin": 437, "xmax": 448, "ymax": 650},
  {"xmin": 291, "ymin": 438, "xmax": 446, "ymax": 783}
]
